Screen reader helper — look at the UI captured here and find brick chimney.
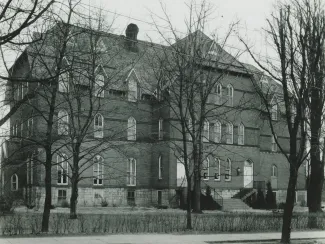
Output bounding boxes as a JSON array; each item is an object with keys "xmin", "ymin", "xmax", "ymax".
[{"xmin": 125, "ymin": 23, "xmax": 139, "ymax": 52}]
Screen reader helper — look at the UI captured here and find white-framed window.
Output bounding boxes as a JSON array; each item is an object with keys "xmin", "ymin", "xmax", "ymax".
[
  {"xmin": 271, "ymin": 134, "xmax": 277, "ymax": 152},
  {"xmin": 238, "ymin": 123, "xmax": 245, "ymax": 145},
  {"xmin": 271, "ymin": 98, "xmax": 278, "ymax": 120},
  {"xmin": 203, "ymin": 119, "xmax": 209, "ymax": 142},
  {"xmin": 216, "ymin": 83, "xmax": 222, "ymax": 105},
  {"xmin": 27, "ymin": 117, "xmax": 33, "ymax": 137},
  {"xmin": 272, "ymin": 164, "xmax": 278, "ymax": 177},
  {"xmin": 96, "ymin": 39, "xmax": 106, "ymax": 52},
  {"xmin": 127, "ymin": 158, "xmax": 136, "ymax": 186},
  {"xmin": 127, "ymin": 117, "xmax": 136, "ymax": 141},
  {"xmin": 227, "ymin": 84, "xmax": 233, "ymax": 106},
  {"xmin": 214, "ymin": 120, "xmax": 221, "ymax": 143},
  {"xmin": 158, "ymin": 155, "xmax": 163, "ymax": 179},
  {"xmin": 158, "ymin": 118, "xmax": 163, "ymax": 140},
  {"xmin": 57, "ymin": 154, "xmax": 68, "ymax": 185},
  {"xmin": 11, "ymin": 174, "xmax": 18, "ymax": 191},
  {"xmin": 226, "ymin": 122, "xmax": 233, "ymax": 144},
  {"xmin": 58, "ymin": 110, "xmax": 69, "ymax": 135},
  {"xmin": 202, "ymin": 158, "xmax": 209, "ymax": 180},
  {"xmin": 214, "ymin": 158, "xmax": 220, "ymax": 181},
  {"xmin": 59, "ymin": 72, "xmax": 69, "ymax": 93},
  {"xmin": 94, "ymin": 74, "xmax": 105, "ymax": 97},
  {"xmin": 128, "ymin": 78, "xmax": 137, "ymax": 102},
  {"xmin": 93, "ymin": 155, "xmax": 104, "ymax": 185},
  {"xmin": 94, "ymin": 113, "xmax": 104, "ymax": 138},
  {"xmin": 225, "ymin": 158, "xmax": 232, "ymax": 181},
  {"xmin": 188, "ymin": 118, "xmax": 192, "ymax": 141}
]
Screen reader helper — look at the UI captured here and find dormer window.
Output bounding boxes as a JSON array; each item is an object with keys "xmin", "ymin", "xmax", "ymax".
[
  {"xmin": 97, "ymin": 39, "xmax": 106, "ymax": 52},
  {"xmin": 128, "ymin": 77, "xmax": 137, "ymax": 102},
  {"xmin": 66, "ymin": 30, "xmax": 75, "ymax": 47},
  {"xmin": 59, "ymin": 72, "xmax": 69, "ymax": 93},
  {"xmin": 94, "ymin": 74, "xmax": 105, "ymax": 97}
]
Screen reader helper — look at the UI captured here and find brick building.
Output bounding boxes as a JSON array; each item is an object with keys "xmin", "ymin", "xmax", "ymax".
[{"xmin": 0, "ymin": 23, "xmax": 307, "ymax": 208}]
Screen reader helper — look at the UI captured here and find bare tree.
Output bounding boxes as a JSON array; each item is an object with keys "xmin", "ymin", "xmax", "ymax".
[{"xmin": 240, "ymin": 1, "xmax": 313, "ymax": 242}]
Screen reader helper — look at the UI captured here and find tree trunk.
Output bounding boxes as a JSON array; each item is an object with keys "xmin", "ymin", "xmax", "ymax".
[
  {"xmin": 70, "ymin": 178, "xmax": 78, "ymax": 219},
  {"xmin": 41, "ymin": 162, "xmax": 52, "ymax": 232},
  {"xmin": 192, "ymin": 143, "xmax": 202, "ymax": 213},
  {"xmin": 186, "ymin": 182, "xmax": 192, "ymax": 229},
  {"xmin": 281, "ymin": 166, "xmax": 298, "ymax": 244}
]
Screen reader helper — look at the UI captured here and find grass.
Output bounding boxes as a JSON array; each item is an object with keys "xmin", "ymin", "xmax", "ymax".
[{"xmin": 0, "ymin": 211, "xmax": 325, "ymax": 236}]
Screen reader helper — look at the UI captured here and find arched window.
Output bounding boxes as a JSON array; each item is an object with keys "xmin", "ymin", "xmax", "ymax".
[
  {"xmin": 271, "ymin": 98, "xmax": 278, "ymax": 120},
  {"xmin": 127, "ymin": 117, "xmax": 136, "ymax": 140},
  {"xmin": 202, "ymin": 158, "xmax": 209, "ymax": 180},
  {"xmin": 214, "ymin": 158, "xmax": 220, "ymax": 181},
  {"xmin": 225, "ymin": 158, "xmax": 232, "ymax": 181},
  {"xmin": 94, "ymin": 74, "xmax": 105, "ymax": 97},
  {"xmin": 188, "ymin": 118, "xmax": 192, "ymax": 141},
  {"xmin": 272, "ymin": 164, "xmax": 278, "ymax": 177},
  {"xmin": 271, "ymin": 134, "xmax": 277, "ymax": 152},
  {"xmin": 214, "ymin": 120, "xmax": 221, "ymax": 143},
  {"xmin": 59, "ymin": 72, "xmax": 69, "ymax": 92},
  {"xmin": 227, "ymin": 84, "xmax": 233, "ymax": 106},
  {"xmin": 58, "ymin": 110, "xmax": 69, "ymax": 135},
  {"xmin": 238, "ymin": 123, "xmax": 245, "ymax": 145},
  {"xmin": 94, "ymin": 113, "xmax": 104, "ymax": 138},
  {"xmin": 158, "ymin": 118, "xmax": 163, "ymax": 140},
  {"xmin": 216, "ymin": 83, "xmax": 222, "ymax": 105},
  {"xmin": 57, "ymin": 153, "xmax": 68, "ymax": 185},
  {"xmin": 127, "ymin": 158, "xmax": 136, "ymax": 186},
  {"xmin": 128, "ymin": 77, "xmax": 137, "ymax": 102},
  {"xmin": 226, "ymin": 122, "xmax": 233, "ymax": 144},
  {"xmin": 158, "ymin": 155, "xmax": 163, "ymax": 179},
  {"xmin": 203, "ymin": 119, "xmax": 209, "ymax": 142},
  {"xmin": 11, "ymin": 174, "xmax": 18, "ymax": 191},
  {"xmin": 93, "ymin": 155, "xmax": 104, "ymax": 185}
]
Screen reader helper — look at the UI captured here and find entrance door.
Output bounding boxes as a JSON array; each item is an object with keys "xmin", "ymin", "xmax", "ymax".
[{"xmin": 244, "ymin": 160, "xmax": 253, "ymax": 188}]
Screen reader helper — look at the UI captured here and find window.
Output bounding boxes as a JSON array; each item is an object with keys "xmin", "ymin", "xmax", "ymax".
[
  {"xmin": 203, "ymin": 119, "xmax": 209, "ymax": 142},
  {"xmin": 58, "ymin": 110, "xmax": 69, "ymax": 135},
  {"xmin": 11, "ymin": 174, "xmax": 18, "ymax": 191},
  {"xmin": 227, "ymin": 84, "xmax": 233, "ymax": 106},
  {"xmin": 127, "ymin": 190, "xmax": 135, "ymax": 205},
  {"xmin": 127, "ymin": 117, "xmax": 136, "ymax": 140},
  {"xmin": 20, "ymin": 121, "xmax": 23, "ymax": 137},
  {"xmin": 93, "ymin": 155, "xmax": 104, "ymax": 185},
  {"xmin": 59, "ymin": 72, "xmax": 69, "ymax": 92},
  {"xmin": 188, "ymin": 119, "xmax": 192, "ymax": 141},
  {"xmin": 27, "ymin": 117, "xmax": 33, "ymax": 137},
  {"xmin": 128, "ymin": 78, "xmax": 137, "ymax": 102},
  {"xmin": 238, "ymin": 123, "xmax": 245, "ymax": 145},
  {"xmin": 225, "ymin": 158, "xmax": 232, "ymax": 181},
  {"xmin": 94, "ymin": 113, "xmax": 104, "ymax": 138},
  {"xmin": 158, "ymin": 155, "xmax": 163, "ymax": 179},
  {"xmin": 272, "ymin": 165, "xmax": 278, "ymax": 177},
  {"xmin": 271, "ymin": 134, "xmax": 277, "ymax": 152},
  {"xmin": 216, "ymin": 83, "xmax": 222, "ymax": 105},
  {"xmin": 158, "ymin": 118, "xmax": 163, "ymax": 140},
  {"xmin": 177, "ymin": 156, "xmax": 186, "ymax": 187},
  {"xmin": 94, "ymin": 75, "xmax": 105, "ymax": 97},
  {"xmin": 226, "ymin": 122, "xmax": 233, "ymax": 144},
  {"xmin": 271, "ymin": 98, "xmax": 278, "ymax": 120},
  {"xmin": 58, "ymin": 189, "xmax": 67, "ymax": 201},
  {"xmin": 214, "ymin": 120, "xmax": 221, "ymax": 143},
  {"xmin": 57, "ymin": 154, "xmax": 68, "ymax": 185},
  {"xmin": 127, "ymin": 158, "xmax": 136, "ymax": 186},
  {"xmin": 27, "ymin": 157, "xmax": 33, "ymax": 185},
  {"xmin": 97, "ymin": 39, "xmax": 106, "ymax": 52},
  {"xmin": 202, "ymin": 158, "xmax": 209, "ymax": 180},
  {"xmin": 214, "ymin": 158, "xmax": 220, "ymax": 181}
]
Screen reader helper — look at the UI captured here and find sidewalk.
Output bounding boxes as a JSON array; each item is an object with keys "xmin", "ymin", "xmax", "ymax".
[{"xmin": 1, "ymin": 231, "xmax": 325, "ymax": 244}]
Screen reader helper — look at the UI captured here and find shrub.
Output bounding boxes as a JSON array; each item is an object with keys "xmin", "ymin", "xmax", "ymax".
[
  {"xmin": 278, "ymin": 202, "xmax": 286, "ymax": 209},
  {"xmin": 101, "ymin": 199, "xmax": 108, "ymax": 207},
  {"xmin": 253, "ymin": 189, "xmax": 266, "ymax": 209}
]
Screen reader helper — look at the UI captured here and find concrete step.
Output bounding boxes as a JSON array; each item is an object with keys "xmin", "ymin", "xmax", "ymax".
[{"xmin": 222, "ymin": 198, "xmax": 252, "ymax": 211}]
